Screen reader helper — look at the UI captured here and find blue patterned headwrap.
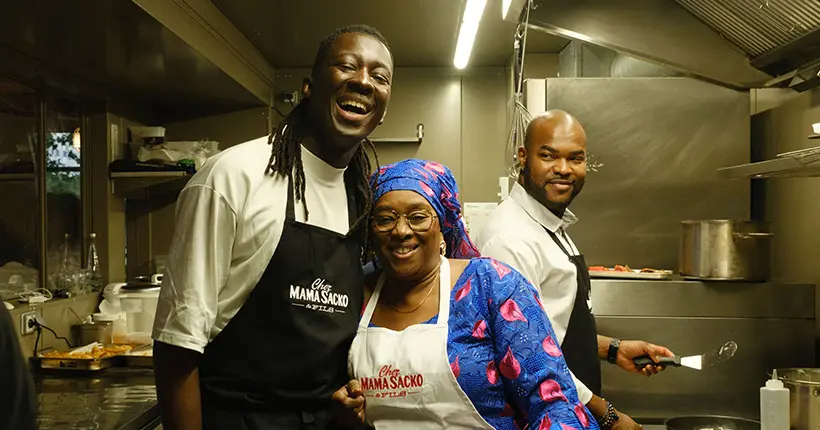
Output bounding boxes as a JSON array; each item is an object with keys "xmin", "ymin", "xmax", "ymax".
[{"xmin": 370, "ymin": 159, "xmax": 480, "ymax": 259}]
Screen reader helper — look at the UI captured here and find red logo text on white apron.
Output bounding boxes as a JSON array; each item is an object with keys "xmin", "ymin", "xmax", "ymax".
[
  {"xmin": 289, "ymin": 278, "xmax": 350, "ymax": 314},
  {"xmin": 360, "ymin": 365, "xmax": 424, "ymax": 399}
]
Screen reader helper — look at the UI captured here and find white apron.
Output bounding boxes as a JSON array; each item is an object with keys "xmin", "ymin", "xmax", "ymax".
[{"xmin": 348, "ymin": 256, "xmax": 494, "ymax": 429}]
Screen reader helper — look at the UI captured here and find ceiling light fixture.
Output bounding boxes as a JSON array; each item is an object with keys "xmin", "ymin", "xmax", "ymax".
[
  {"xmin": 502, "ymin": 0, "xmax": 513, "ymax": 19},
  {"xmin": 454, "ymin": 0, "xmax": 487, "ymax": 69}
]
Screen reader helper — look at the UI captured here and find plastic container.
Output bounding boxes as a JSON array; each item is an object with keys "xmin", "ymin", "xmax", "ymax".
[
  {"xmin": 119, "ymin": 289, "xmax": 159, "ymax": 344},
  {"xmin": 761, "ymin": 369, "xmax": 790, "ymax": 430}
]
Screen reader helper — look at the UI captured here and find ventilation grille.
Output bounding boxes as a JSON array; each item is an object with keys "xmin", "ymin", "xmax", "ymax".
[{"xmin": 674, "ymin": 0, "xmax": 820, "ymax": 57}]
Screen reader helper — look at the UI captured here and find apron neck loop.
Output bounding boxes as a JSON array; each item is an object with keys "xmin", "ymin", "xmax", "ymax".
[{"xmin": 360, "ymin": 257, "xmax": 451, "ymax": 328}]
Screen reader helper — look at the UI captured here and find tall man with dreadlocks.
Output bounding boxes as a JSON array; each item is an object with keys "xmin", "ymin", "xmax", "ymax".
[{"xmin": 152, "ymin": 24, "xmax": 393, "ymax": 430}]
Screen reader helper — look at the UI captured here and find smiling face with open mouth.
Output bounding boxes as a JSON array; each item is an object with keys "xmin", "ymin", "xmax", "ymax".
[
  {"xmin": 371, "ymin": 190, "xmax": 443, "ymax": 282},
  {"xmin": 307, "ymin": 32, "xmax": 393, "ymax": 157}
]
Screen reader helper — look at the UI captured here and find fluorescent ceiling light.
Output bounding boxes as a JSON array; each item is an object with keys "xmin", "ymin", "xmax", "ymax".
[
  {"xmin": 502, "ymin": 0, "xmax": 512, "ymax": 19},
  {"xmin": 453, "ymin": 0, "xmax": 487, "ymax": 69}
]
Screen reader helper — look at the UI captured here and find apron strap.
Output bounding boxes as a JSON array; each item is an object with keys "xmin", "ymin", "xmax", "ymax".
[
  {"xmin": 285, "ymin": 174, "xmax": 297, "ymax": 221},
  {"xmin": 544, "ymin": 228, "xmax": 576, "ymax": 258},
  {"xmin": 343, "ymin": 170, "xmax": 359, "ymax": 229},
  {"xmin": 436, "ymin": 256, "xmax": 451, "ymax": 323},
  {"xmin": 359, "ymin": 275, "xmax": 383, "ymax": 329}
]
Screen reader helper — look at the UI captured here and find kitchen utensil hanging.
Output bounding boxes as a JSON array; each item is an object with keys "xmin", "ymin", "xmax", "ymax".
[{"xmin": 504, "ymin": 0, "xmax": 533, "ymax": 178}]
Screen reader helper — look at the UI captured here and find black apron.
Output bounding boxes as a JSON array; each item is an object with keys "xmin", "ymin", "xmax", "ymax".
[
  {"xmin": 545, "ymin": 228, "xmax": 602, "ymax": 396},
  {"xmin": 198, "ymin": 173, "xmax": 365, "ymax": 430}
]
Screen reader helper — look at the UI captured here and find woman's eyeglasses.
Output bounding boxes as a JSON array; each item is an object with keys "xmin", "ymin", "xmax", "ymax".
[{"xmin": 372, "ymin": 210, "xmax": 437, "ymax": 233}]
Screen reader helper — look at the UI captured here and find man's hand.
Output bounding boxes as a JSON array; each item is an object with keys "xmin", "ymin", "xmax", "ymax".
[
  {"xmin": 331, "ymin": 380, "xmax": 366, "ymax": 429},
  {"xmin": 616, "ymin": 340, "xmax": 674, "ymax": 376},
  {"xmin": 611, "ymin": 410, "xmax": 642, "ymax": 430}
]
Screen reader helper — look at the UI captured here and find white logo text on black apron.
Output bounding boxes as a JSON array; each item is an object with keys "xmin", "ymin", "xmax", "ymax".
[{"xmin": 289, "ymin": 278, "xmax": 349, "ymax": 314}]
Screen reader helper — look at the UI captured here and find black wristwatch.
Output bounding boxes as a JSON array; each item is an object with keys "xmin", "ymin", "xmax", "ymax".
[
  {"xmin": 597, "ymin": 400, "xmax": 620, "ymax": 429},
  {"xmin": 607, "ymin": 338, "xmax": 621, "ymax": 364}
]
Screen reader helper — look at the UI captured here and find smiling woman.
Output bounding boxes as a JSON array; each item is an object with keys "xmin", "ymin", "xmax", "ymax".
[{"xmin": 335, "ymin": 158, "xmax": 599, "ymax": 430}]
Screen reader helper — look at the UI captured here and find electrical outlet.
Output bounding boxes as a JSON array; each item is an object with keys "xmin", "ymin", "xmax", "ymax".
[{"xmin": 20, "ymin": 310, "xmax": 42, "ymax": 336}]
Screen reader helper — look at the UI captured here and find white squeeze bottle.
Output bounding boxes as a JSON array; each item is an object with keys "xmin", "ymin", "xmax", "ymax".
[{"xmin": 760, "ymin": 369, "xmax": 789, "ymax": 430}]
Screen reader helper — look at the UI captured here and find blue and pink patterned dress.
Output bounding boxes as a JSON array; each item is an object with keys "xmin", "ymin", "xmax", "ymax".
[{"xmin": 368, "ymin": 257, "xmax": 598, "ymax": 430}]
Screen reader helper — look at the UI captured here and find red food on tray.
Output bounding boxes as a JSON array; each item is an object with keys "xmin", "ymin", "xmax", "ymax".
[{"xmin": 588, "ymin": 265, "xmax": 663, "ymax": 273}]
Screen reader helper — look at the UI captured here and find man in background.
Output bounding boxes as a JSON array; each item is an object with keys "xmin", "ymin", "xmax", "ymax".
[{"xmin": 478, "ymin": 110, "xmax": 674, "ymax": 430}]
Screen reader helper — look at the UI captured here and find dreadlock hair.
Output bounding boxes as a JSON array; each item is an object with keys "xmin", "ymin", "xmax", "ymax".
[{"xmin": 265, "ymin": 24, "xmax": 391, "ymax": 264}]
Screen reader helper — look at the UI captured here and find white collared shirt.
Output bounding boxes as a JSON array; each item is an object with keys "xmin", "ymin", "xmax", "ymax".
[{"xmin": 476, "ymin": 181, "xmax": 593, "ymax": 404}]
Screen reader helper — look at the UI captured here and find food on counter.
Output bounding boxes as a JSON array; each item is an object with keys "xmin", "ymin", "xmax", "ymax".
[
  {"xmin": 588, "ymin": 265, "xmax": 665, "ymax": 273},
  {"xmin": 41, "ymin": 344, "xmax": 133, "ymax": 360}
]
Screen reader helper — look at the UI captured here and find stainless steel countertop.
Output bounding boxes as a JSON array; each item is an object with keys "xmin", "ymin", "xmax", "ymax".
[{"xmin": 36, "ymin": 368, "xmax": 159, "ymax": 430}]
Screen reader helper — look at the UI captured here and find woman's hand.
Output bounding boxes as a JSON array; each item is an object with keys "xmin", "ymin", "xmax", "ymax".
[{"xmin": 332, "ymin": 379, "xmax": 366, "ymax": 428}]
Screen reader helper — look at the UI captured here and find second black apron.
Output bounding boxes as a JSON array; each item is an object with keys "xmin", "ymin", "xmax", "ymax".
[
  {"xmin": 198, "ymin": 174, "xmax": 365, "ymax": 429},
  {"xmin": 545, "ymin": 228, "xmax": 602, "ymax": 396}
]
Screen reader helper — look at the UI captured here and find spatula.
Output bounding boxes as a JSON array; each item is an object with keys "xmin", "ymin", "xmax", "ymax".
[
  {"xmin": 634, "ymin": 354, "xmax": 703, "ymax": 370},
  {"xmin": 633, "ymin": 340, "xmax": 737, "ymax": 371}
]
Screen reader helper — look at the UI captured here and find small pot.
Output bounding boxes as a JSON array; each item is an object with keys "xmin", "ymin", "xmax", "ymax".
[
  {"xmin": 665, "ymin": 415, "xmax": 760, "ymax": 430},
  {"xmin": 679, "ymin": 220, "xmax": 772, "ymax": 281},
  {"xmin": 775, "ymin": 368, "xmax": 820, "ymax": 429}
]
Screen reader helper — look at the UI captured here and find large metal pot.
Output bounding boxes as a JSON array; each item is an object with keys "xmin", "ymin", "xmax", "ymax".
[
  {"xmin": 776, "ymin": 368, "xmax": 820, "ymax": 429},
  {"xmin": 679, "ymin": 220, "xmax": 772, "ymax": 281},
  {"xmin": 665, "ymin": 415, "xmax": 760, "ymax": 430}
]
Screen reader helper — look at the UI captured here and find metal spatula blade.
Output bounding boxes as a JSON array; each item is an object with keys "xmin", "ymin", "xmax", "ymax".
[
  {"xmin": 633, "ymin": 355, "xmax": 702, "ymax": 370},
  {"xmin": 680, "ymin": 354, "xmax": 702, "ymax": 370}
]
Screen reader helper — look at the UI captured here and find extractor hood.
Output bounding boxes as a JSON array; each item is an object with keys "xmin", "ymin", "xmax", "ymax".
[{"xmin": 509, "ymin": 0, "xmax": 820, "ymax": 92}]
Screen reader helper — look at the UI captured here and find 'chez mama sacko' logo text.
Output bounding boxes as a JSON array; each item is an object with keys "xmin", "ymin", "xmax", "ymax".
[
  {"xmin": 360, "ymin": 365, "xmax": 424, "ymax": 399},
  {"xmin": 289, "ymin": 278, "xmax": 349, "ymax": 314}
]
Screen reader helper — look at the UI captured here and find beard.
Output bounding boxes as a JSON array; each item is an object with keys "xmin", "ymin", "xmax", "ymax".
[{"xmin": 520, "ymin": 167, "xmax": 583, "ymax": 217}]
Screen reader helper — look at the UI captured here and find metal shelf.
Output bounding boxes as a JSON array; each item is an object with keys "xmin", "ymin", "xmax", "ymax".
[
  {"xmin": 109, "ymin": 171, "xmax": 191, "ymax": 198},
  {"xmin": 717, "ymin": 146, "xmax": 820, "ymax": 179},
  {"xmin": 110, "ymin": 171, "xmax": 188, "ymax": 179},
  {"xmin": 370, "ymin": 123, "xmax": 424, "ymax": 144}
]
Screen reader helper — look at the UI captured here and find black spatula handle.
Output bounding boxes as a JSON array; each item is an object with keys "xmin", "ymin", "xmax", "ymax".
[{"xmin": 633, "ymin": 355, "xmax": 681, "ymax": 369}]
